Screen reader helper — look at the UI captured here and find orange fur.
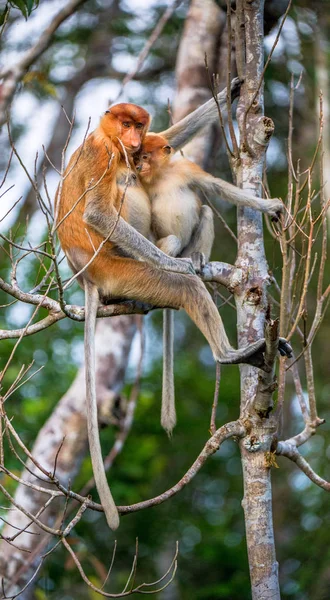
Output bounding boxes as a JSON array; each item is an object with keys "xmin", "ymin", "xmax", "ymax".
[
  {"xmin": 135, "ymin": 133, "xmax": 172, "ymax": 184},
  {"xmin": 56, "ymin": 103, "xmax": 151, "ymax": 286},
  {"xmin": 56, "ymin": 103, "xmax": 151, "ymax": 531}
]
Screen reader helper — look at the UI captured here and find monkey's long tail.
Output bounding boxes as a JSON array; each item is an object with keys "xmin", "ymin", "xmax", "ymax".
[
  {"xmin": 84, "ymin": 281, "xmax": 120, "ymax": 531},
  {"xmin": 161, "ymin": 308, "xmax": 176, "ymax": 435}
]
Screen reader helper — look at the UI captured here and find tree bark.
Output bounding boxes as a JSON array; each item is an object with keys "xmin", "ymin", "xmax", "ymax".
[
  {"xmin": 234, "ymin": 1, "xmax": 280, "ymax": 598},
  {"xmin": 173, "ymin": 1, "xmax": 281, "ymax": 596}
]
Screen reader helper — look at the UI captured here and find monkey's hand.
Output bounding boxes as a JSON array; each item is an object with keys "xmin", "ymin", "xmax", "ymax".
[
  {"xmin": 163, "ymin": 256, "xmax": 196, "ymax": 275},
  {"xmin": 218, "ymin": 337, "xmax": 292, "ymax": 369},
  {"xmin": 264, "ymin": 198, "xmax": 284, "ymax": 221},
  {"xmin": 190, "ymin": 252, "xmax": 206, "ymax": 274}
]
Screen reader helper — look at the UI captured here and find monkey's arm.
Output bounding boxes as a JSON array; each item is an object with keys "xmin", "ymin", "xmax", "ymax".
[
  {"xmin": 188, "ymin": 168, "xmax": 283, "ymax": 219},
  {"xmin": 83, "ymin": 198, "xmax": 195, "ymax": 274},
  {"xmin": 160, "ymin": 77, "xmax": 242, "ymax": 152}
]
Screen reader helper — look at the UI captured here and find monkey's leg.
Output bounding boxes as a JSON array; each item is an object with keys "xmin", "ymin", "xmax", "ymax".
[
  {"xmin": 181, "ymin": 206, "xmax": 215, "ymax": 268},
  {"xmin": 88, "ymin": 255, "xmax": 231, "ymax": 356},
  {"xmin": 88, "ymin": 256, "xmax": 292, "ymax": 367},
  {"xmin": 156, "ymin": 234, "xmax": 183, "ymax": 257},
  {"xmin": 89, "ymin": 256, "xmax": 263, "ymax": 364}
]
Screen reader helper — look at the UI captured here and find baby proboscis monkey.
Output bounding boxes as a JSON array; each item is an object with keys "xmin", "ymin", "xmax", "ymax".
[{"xmin": 135, "ymin": 132, "xmax": 285, "ymax": 433}]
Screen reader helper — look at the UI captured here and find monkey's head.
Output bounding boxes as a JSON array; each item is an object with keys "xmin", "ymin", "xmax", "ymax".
[
  {"xmin": 100, "ymin": 103, "xmax": 151, "ymax": 155},
  {"xmin": 135, "ymin": 133, "xmax": 173, "ymax": 183}
]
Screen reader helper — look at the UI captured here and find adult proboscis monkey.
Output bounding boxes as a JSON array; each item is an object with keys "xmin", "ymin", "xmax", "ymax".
[{"xmin": 56, "ymin": 79, "xmax": 291, "ymax": 529}]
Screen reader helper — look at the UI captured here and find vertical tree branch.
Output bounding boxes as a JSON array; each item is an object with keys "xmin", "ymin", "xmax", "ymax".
[{"xmin": 234, "ymin": 1, "xmax": 280, "ymax": 598}]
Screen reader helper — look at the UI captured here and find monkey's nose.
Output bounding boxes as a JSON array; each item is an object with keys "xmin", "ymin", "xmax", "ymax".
[{"xmin": 136, "ymin": 165, "xmax": 142, "ymax": 172}]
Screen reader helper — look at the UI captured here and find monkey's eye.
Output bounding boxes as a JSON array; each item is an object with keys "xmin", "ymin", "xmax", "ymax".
[
  {"xmin": 122, "ymin": 122, "xmax": 131, "ymax": 128},
  {"xmin": 142, "ymin": 154, "xmax": 148, "ymax": 160},
  {"xmin": 136, "ymin": 123, "xmax": 144, "ymax": 130}
]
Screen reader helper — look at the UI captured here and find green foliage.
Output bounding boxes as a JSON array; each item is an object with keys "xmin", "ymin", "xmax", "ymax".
[{"xmin": 0, "ymin": 0, "xmax": 38, "ymax": 23}]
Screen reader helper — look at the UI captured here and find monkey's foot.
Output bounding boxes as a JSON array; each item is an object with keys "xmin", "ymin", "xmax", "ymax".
[
  {"xmin": 278, "ymin": 337, "xmax": 292, "ymax": 357},
  {"xmin": 100, "ymin": 297, "xmax": 153, "ymax": 313},
  {"xmin": 218, "ymin": 337, "xmax": 292, "ymax": 369},
  {"xmin": 231, "ymin": 77, "xmax": 243, "ymax": 100}
]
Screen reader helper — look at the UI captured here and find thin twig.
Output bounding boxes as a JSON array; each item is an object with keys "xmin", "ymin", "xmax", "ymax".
[{"xmin": 210, "ymin": 363, "xmax": 221, "ymax": 435}]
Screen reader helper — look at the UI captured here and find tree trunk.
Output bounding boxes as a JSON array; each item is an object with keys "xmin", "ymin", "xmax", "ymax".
[{"xmin": 234, "ymin": 1, "xmax": 280, "ymax": 597}]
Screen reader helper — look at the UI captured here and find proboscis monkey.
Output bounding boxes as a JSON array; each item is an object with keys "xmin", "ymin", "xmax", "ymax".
[
  {"xmin": 135, "ymin": 134, "xmax": 284, "ymax": 433},
  {"xmin": 56, "ymin": 80, "xmax": 291, "ymax": 529}
]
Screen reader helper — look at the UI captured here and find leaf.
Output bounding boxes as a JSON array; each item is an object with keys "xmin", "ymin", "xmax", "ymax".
[
  {"xmin": 9, "ymin": 0, "xmax": 28, "ymax": 19},
  {"xmin": 22, "ymin": 71, "xmax": 58, "ymax": 97},
  {"xmin": 22, "ymin": 70, "xmax": 43, "ymax": 83},
  {"xmin": 0, "ymin": 4, "xmax": 9, "ymax": 26},
  {"xmin": 25, "ymin": 0, "xmax": 36, "ymax": 16}
]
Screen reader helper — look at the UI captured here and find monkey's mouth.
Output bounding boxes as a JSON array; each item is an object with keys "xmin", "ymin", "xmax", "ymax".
[{"xmin": 136, "ymin": 166, "xmax": 150, "ymax": 178}]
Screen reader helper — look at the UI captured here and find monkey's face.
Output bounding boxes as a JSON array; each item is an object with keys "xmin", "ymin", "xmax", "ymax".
[
  {"xmin": 101, "ymin": 103, "xmax": 150, "ymax": 154},
  {"xmin": 135, "ymin": 144, "xmax": 172, "ymax": 183},
  {"xmin": 118, "ymin": 120, "xmax": 147, "ymax": 154},
  {"xmin": 135, "ymin": 156, "xmax": 151, "ymax": 179}
]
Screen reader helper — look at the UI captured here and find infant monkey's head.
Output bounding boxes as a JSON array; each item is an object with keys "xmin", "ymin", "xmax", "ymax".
[{"xmin": 134, "ymin": 133, "xmax": 173, "ymax": 183}]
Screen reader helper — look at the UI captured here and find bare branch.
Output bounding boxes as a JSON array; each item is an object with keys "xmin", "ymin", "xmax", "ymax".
[
  {"xmin": 61, "ymin": 536, "xmax": 178, "ymax": 598},
  {"xmin": 118, "ymin": 421, "xmax": 245, "ymax": 515},
  {"xmin": 277, "ymin": 443, "xmax": 330, "ymax": 492}
]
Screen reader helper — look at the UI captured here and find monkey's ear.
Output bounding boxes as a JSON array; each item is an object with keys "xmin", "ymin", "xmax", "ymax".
[{"xmin": 163, "ymin": 145, "xmax": 172, "ymax": 154}]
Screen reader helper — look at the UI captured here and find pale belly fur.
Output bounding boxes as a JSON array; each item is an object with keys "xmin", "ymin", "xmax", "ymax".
[
  {"xmin": 118, "ymin": 183, "xmax": 152, "ymax": 239},
  {"xmin": 151, "ymin": 188, "xmax": 199, "ymax": 247}
]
